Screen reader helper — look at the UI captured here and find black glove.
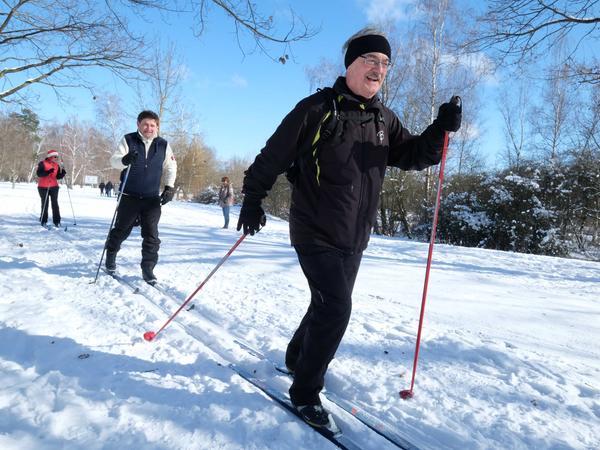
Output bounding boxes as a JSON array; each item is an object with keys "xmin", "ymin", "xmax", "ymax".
[
  {"xmin": 436, "ymin": 96, "xmax": 462, "ymax": 132},
  {"xmin": 160, "ymin": 186, "xmax": 174, "ymax": 205},
  {"xmin": 237, "ymin": 200, "xmax": 266, "ymax": 236},
  {"xmin": 121, "ymin": 151, "xmax": 139, "ymax": 166},
  {"xmin": 47, "ymin": 167, "xmax": 55, "ymax": 174}
]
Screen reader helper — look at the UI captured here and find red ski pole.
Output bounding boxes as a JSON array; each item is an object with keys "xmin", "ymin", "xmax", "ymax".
[
  {"xmin": 400, "ymin": 96, "xmax": 460, "ymax": 399},
  {"xmin": 143, "ymin": 233, "xmax": 247, "ymax": 341}
]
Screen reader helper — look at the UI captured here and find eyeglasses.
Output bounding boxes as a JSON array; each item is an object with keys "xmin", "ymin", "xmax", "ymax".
[{"xmin": 359, "ymin": 55, "xmax": 392, "ymax": 69}]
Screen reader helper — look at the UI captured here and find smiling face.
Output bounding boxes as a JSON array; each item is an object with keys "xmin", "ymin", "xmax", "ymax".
[
  {"xmin": 345, "ymin": 52, "xmax": 389, "ymax": 99},
  {"xmin": 137, "ymin": 118, "xmax": 158, "ymax": 139}
]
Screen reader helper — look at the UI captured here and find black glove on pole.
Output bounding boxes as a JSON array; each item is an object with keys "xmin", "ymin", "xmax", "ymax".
[
  {"xmin": 121, "ymin": 151, "xmax": 139, "ymax": 166},
  {"xmin": 237, "ymin": 199, "xmax": 266, "ymax": 236},
  {"xmin": 160, "ymin": 186, "xmax": 175, "ymax": 205},
  {"xmin": 436, "ymin": 96, "xmax": 462, "ymax": 132}
]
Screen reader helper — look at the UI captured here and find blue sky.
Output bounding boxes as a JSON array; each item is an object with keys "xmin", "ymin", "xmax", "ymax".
[{"xmin": 27, "ymin": 0, "xmax": 503, "ymax": 163}]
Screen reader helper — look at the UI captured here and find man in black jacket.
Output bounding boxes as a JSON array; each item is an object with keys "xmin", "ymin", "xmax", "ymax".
[
  {"xmin": 237, "ymin": 27, "xmax": 461, "ymax": 429},
  {"xmin": 105, "ymin": 110, "xmax": 177, "ymax": 285}
]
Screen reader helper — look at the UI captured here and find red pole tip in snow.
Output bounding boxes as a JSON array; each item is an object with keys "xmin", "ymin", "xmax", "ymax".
[
  {"xmin": 143, "ymin": 331, "xmax": 156, "ymax": 341},
  {"xmin": 399, "ymin": 389, "xmax": 414, "ymax": 400}
]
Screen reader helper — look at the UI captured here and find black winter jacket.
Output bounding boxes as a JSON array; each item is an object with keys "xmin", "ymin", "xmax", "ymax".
[{"xmin": 243, "ymin": 77, "xmax": 446, "ymax": 253}]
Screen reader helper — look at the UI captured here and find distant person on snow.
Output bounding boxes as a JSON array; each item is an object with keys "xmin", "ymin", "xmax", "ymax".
[
  {"xmin": 218, "ymin": 176, "xmax": 234, "ymax": 228},
  {"xmin": 237, "ymin": 27, "xmax": 462, "ymax": 429},
  {"xmin": 99, "ymin": 181, "xmax": 105, "ymax": 196},
  {"xmin": 104, "ymin": 110, "xmax": 177, "ymax": 285},
  {"xmin": 105, "ymin": 181, "xmax": 113, "ymax": 197},
  {"xmin": 36, "ymin": 149, "xmax": 67, "ymax": 228}
]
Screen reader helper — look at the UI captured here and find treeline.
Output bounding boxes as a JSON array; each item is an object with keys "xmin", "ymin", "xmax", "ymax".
[
  {"xmin": 1, "ymin": 105, "xmax": 599, "ymax": 259},
  {"xmin": 0, "ymin": 108, "xmax": 248, "ymax": 201},
  {"xmin": 229, "ymin": 154, "xmax": 599, "ymax": 260}
]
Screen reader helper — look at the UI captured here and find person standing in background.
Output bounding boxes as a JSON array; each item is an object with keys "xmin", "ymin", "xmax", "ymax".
[
  {"xmin": 218, "ymin": 176, "xmax": 234, "ymax": 228},
  {"xmin": 36, "ymin": 149, "xmax": 67, "ymax": 228}
]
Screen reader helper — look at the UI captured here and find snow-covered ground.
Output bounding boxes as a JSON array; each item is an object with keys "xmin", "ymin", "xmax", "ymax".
[{"xmin": 0, "ymin": 181, "xmax": 599, "ymax": 450}]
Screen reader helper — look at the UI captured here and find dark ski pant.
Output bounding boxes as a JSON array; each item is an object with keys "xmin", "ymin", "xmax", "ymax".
[
  {"xmin": 105, "ymin": 195, "xmax": 162, "ymax": 270},
  {"xmin": 38, "ymin": 186, "xmax": 60, "ymax": 226},
  {"xmin": 286, "ymin": 245, "xmax": 363, "ymax": 406}
]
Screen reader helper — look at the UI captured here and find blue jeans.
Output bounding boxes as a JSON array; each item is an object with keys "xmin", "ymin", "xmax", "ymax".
[{"xmin": 222, "ymin": 205, "xmax": 230, "ymax": 228}]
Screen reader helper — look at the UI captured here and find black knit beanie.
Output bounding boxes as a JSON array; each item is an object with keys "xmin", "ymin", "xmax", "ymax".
[{"xmin": 344, "ymin": 34, "xmax": 391, "ymax": 68}]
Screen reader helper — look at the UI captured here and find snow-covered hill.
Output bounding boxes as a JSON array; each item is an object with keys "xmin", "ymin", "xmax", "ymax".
[{"xmin": 1, "ymin": 182, "xmax": 598, "ymax": 450}]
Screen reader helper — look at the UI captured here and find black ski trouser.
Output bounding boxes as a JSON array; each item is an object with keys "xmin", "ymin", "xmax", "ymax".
[
  {"xmin": 38, "ymin": 186, "xmax": 60, "ymax": 226},
  {"xmin": 286, "ymin": 244, "xmax": 363, "ymax": 406},
  {"xmin": 105, "ymin": 195, "xmax": 162, "ymax": 270}
]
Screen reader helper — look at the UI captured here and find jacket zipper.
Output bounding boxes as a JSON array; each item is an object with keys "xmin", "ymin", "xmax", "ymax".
[{"xmin": 355, "ymin": 120, "xmax": 368, "ymax": 248}]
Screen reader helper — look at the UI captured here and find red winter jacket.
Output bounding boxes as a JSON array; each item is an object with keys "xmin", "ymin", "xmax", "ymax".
[{"xmin": 37, "ymin": 158, "xmax": 66, "ymax": 188}]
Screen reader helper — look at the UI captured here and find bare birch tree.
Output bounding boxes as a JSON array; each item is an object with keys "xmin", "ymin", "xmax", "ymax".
[
  {"xmin": 43, "ymin": 119, "xmax": 111, "ymax": 186},
  {"xmin": 530, "ymin": 64, "xmax": 575, "ymax": 161},
  {"xmin": 498, "ymin": 82, "xmax": 531, "ymax": 168},
  {"xmin": 135, "ymin": 42, "xmax": 184, "ymax": 135}
]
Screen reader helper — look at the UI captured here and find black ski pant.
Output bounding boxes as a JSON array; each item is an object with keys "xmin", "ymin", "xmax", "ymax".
[
  {"xmin": 286, "ymin": 244, "xmax": 363, "ymax": 406},
  {"xmin": 38, "ymin": 186, "xmax": 60, "ymax": 226},
  {"xmin": 105, "ymin": 195, "xmax": 162, "ymax": 270}
]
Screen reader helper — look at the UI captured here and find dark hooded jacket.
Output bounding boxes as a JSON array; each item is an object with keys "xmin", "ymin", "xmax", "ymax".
[{"xmin": 242, "ymin": 77, "xmax": 446, "ymax": 253}]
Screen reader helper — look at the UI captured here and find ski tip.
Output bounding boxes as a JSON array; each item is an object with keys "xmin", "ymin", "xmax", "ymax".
[{"xmin": 143, "ymin": 331, "xmax": 156, "ymax": 342}]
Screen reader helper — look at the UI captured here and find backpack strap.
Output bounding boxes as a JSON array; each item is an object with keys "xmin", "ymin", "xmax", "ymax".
[
  {"xmin": 318, "ymin": 87, "xmax": 341, "ymax": 141},
  {"xmin": 286, "ymin": 87, "xmax": 342, "ymax": 185}
]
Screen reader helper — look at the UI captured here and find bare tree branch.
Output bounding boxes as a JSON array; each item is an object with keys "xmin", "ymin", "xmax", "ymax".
[
  {"xmin": 132, "ymin": 0, "xmax": 318, "ymax": 63},
  {"xmin": 0, "ymin": 0, "xmax": 316, "ymax": 103},
  {"xmin": 464, "ymin": 0, "xmax": 600, "ymax": 83},
  {"xmin": 0, "ymin": 0, "xmax": 148, "ymax": 102}
]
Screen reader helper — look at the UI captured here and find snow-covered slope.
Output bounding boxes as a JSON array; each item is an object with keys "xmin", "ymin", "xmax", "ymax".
[{"xmin": 1, "ymin": 182, "xmax": 598, "ymax": 449}]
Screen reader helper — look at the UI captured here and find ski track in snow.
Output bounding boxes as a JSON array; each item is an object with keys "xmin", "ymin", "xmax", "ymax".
[{"xmin": 1, "ymin": 182, "xmax": 599, "ymax": 450}]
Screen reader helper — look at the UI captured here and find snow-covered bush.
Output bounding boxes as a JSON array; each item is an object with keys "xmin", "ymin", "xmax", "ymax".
[{"xmin": 194, "ymin": 185, "xmax": 219, "ymax": 204}]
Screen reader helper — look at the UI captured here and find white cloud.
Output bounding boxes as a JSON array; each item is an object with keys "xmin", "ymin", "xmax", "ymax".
[
  {"xmin": 358, "ymin": 0, "xmax": 416, "ymax": 24},
  {"xmin": 230, "ymin": 74, "xmax": 248, "ymax": 88},
  {"xmin": 442, "ymin": 51, "xmax": 499, "ymax": 86}
]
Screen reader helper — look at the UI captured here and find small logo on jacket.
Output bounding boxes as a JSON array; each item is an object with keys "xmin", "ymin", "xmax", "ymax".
[{"xmin": 377, "ymin": 130, "xmax": 385, "ymax": 144}]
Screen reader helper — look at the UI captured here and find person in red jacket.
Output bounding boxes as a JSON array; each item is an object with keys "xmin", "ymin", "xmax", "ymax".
[{"xmin": 36, "ymin": 149, "xmax": 66, "ymax": 227}]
